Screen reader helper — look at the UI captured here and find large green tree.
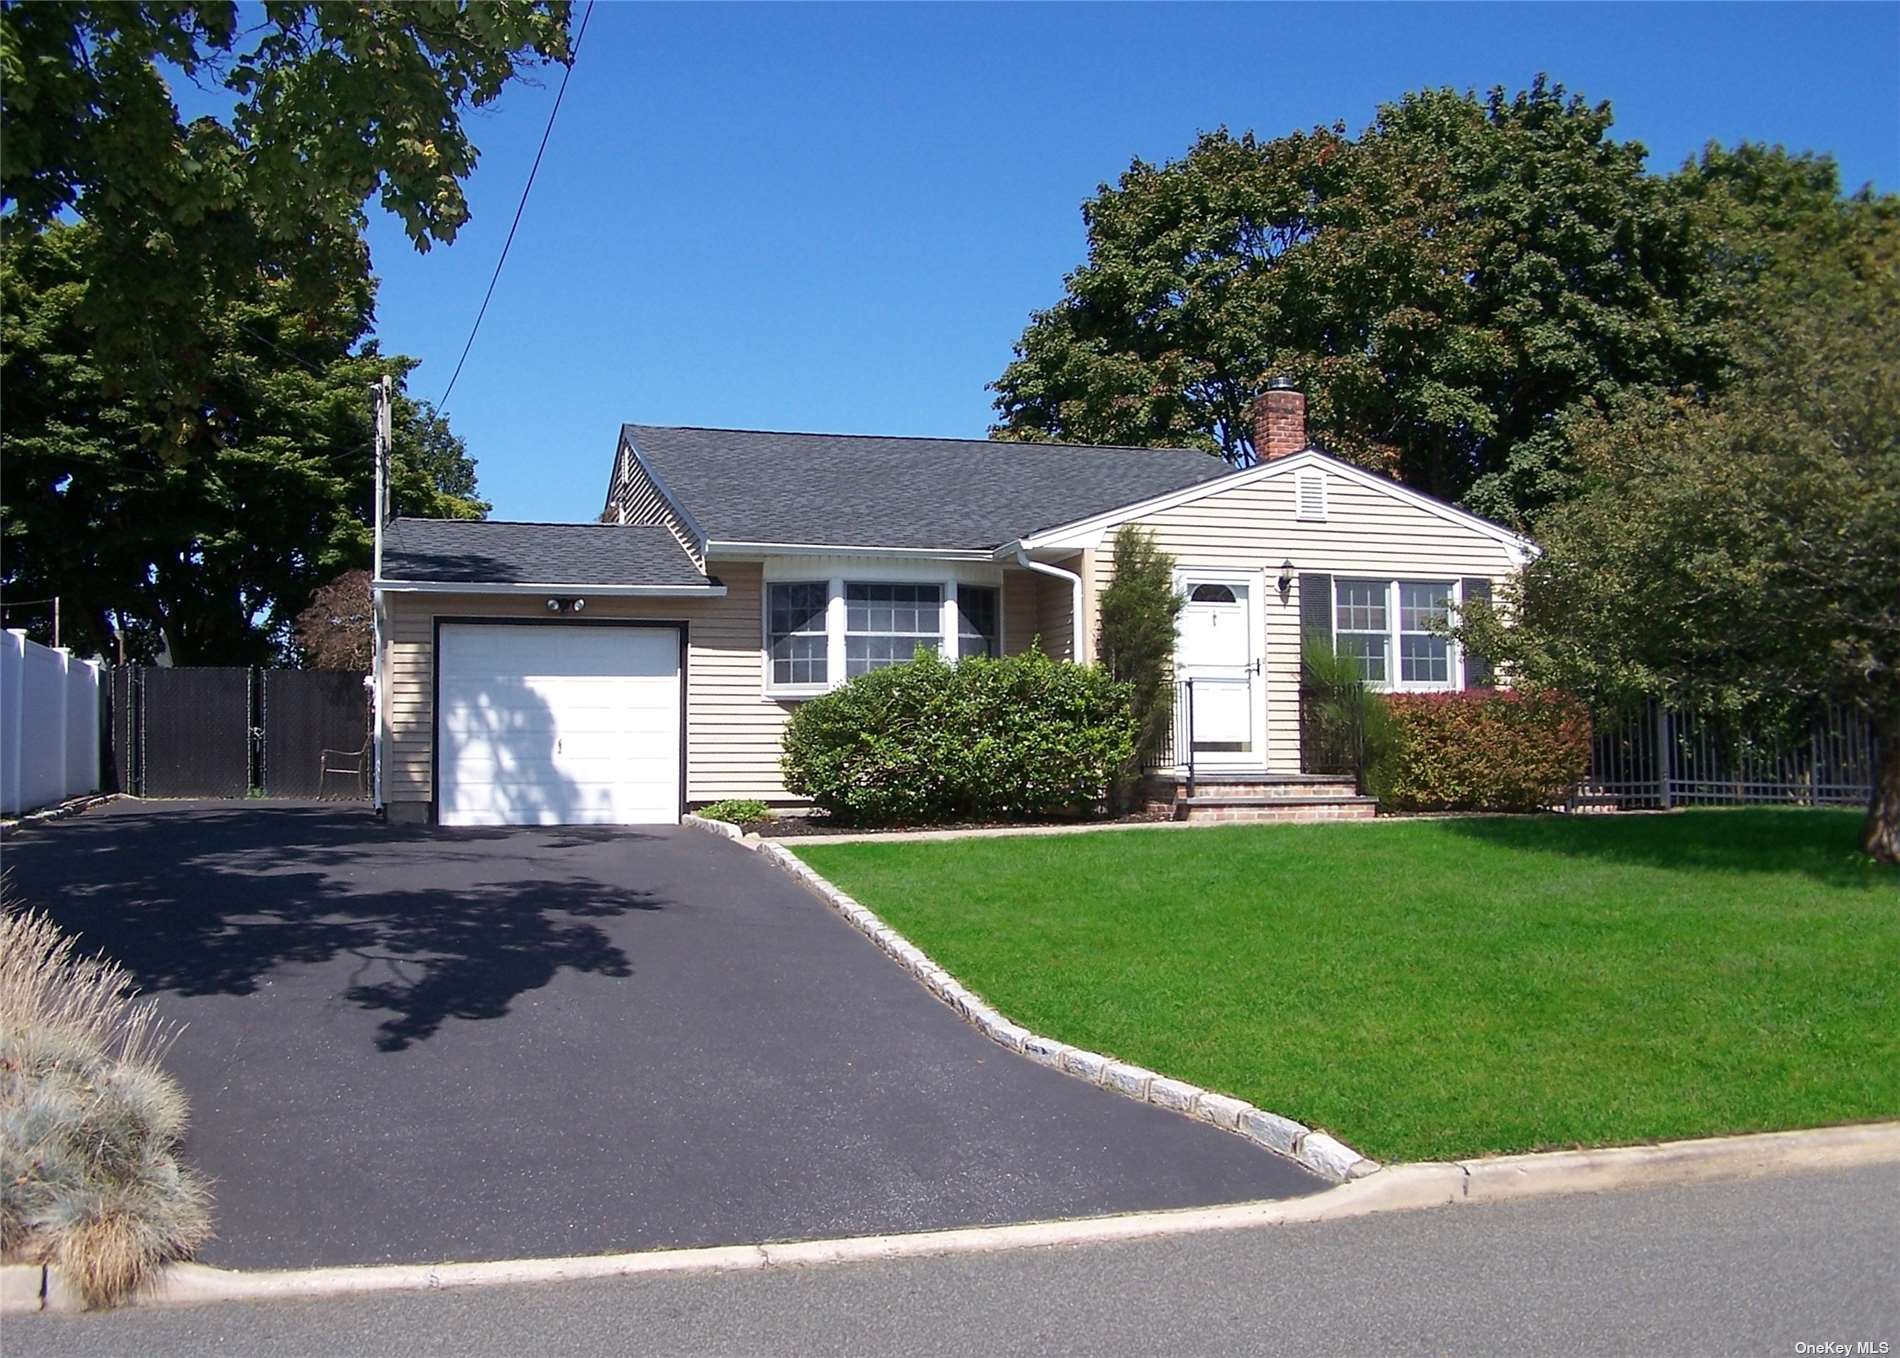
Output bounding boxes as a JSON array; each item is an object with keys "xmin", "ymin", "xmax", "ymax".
[
  {"xmin": 2, "ymin": 221, "xmax": 486, "ymax": 664},
  {"xmin": 0, "ymin": 1, "xmax": 566, "ymax": 661},
  {"xmin": 1458, "ymin": 219, "xmax": 1900, "ymax": 861},
  {"xmin": 990, "ymin": 77, "xmax": 1886, "ymax": 527},
  {"xmin": 0, "ymin": 0, "xmax": 572, "ymax": 407}
]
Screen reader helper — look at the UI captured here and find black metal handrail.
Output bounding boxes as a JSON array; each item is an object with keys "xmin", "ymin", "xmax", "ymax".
[{"xmin": 1298, "ymin": 680, "xmax": 1367, "ymax": 791}]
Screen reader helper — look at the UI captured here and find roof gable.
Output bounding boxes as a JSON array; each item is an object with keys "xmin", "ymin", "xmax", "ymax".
[{"xmin": 1020, "ymin": 448, "xmax": 1537, "ymax": 561}]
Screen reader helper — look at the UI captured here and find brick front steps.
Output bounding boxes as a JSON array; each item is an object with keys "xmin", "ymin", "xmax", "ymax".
[{"xmin": 1143, "ymin": 773, "xmax": 1378, "ymax": 823}]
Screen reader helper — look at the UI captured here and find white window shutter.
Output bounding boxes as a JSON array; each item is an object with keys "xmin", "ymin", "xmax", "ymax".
[{"xmin": 1295, "ymin": 471, "xmax": 1328, "ymax": 521}]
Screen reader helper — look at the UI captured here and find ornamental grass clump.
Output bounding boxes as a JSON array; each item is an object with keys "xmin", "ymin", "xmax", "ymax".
[{"xmin": 0, "ymin": 901, "xmax": 211, "ymax": 1308}]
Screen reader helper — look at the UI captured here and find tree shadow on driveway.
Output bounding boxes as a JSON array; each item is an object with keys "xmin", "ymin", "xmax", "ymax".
[{"xmin": 1, "ymin": 802, "xmax": 665, "ymax": 1051}]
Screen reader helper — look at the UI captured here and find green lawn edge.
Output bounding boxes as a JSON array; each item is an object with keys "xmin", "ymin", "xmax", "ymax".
[{"xmin": 792, "ymin": 809, "xmax": 1898, "ymax": 1163}]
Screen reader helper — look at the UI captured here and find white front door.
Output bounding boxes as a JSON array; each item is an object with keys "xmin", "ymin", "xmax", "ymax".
[
  {"xmin": 436, "ymin": 623, "xmax": 682, "ymax": 826},
  {"xmin": 1174, "ymin": 570, "xmax": 1264, "ymax": 768}
]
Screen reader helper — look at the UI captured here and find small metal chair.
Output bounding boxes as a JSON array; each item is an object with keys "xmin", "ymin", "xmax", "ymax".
[{"xmin": 319, "ymin": 735, "xmax": 371, "ymax": 799}]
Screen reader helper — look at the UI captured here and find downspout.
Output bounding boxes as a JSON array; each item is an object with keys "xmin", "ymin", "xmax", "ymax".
[{"xmin": 1012, "ymin": 545, "xmax": 1084, "ymax": 662}]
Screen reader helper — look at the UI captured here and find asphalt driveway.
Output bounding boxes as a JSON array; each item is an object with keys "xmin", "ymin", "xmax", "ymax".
[{"xmin": 1, "ymin": 800, "xmax": 1323, "ymax": 1270}]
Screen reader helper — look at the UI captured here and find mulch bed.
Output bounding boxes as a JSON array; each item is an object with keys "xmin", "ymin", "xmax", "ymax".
[{"xmin": 747, "ymin": 809, "xmax": 1173, "ymax": 839}]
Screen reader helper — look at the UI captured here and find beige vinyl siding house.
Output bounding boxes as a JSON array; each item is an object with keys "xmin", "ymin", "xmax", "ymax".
[
  {"xmin": 371, "ymin": 394, "xmax": 1532, "ymax": 825},
  {"xmin": 1033, "ymin": 461, "xmax": 1526, "ymax": 776},
  {"xmin": 377, "ymin": 563, "xmax": 1053, "ymax": 812}
]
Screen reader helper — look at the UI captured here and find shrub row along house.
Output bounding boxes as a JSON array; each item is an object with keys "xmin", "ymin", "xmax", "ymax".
[{"xmin": 371, "ymin": 383, "xmax": 1533, "ymax": 826}]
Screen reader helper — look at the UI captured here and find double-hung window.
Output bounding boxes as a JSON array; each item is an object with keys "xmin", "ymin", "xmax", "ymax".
[
  {"xmin": 1332, "ymin": 578, "xmax": 1457, "ymax": 690},
  {"xmin": 956, "ymin": 585, "xmax": 1000, "ymax": 659},
  {"xmin": 845, "ymin": 583, "xmax": 941, "ymax": 676},
  {"xmin": 767, "ymin": 582, "xmax": 828, "ymax": 687},
  {"xmin": 1333, "ymin": 579, "xmax": 1390, "ymax": 685},
  {"xmin": 1397, "ymin": 582, "xmax": 1454, "ymax": 687}
]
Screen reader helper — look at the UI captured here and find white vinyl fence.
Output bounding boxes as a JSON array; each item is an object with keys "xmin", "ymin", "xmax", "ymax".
[{"xmin": 1, "ymin": 629, "xmax": 103, "ymax": 816}]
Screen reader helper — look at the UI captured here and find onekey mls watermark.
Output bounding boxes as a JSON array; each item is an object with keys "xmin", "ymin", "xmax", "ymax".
[{"xmin": 1794, "ymin": 1344, "xmax": 1891, "ymax": 1355}]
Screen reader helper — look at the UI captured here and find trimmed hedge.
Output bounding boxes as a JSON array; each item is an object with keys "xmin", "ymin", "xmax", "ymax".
[
  {"xmin": 1374, "ymin": 688, "xmax": 1592, "ymax": 812},
  {"xmin": 780, "ymin": 647, "xmax": 1137, "ymax": 825}
]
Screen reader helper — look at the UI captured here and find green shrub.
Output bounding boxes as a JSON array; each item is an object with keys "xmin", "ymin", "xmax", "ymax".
[
  {"xmin": 780, "ymin": 646, "xmax": 1137, "ymax": 825},
  {"xmin": 1, "ymin": 903, "xmax": 211, "ymax": 1308},
  {"xmin": 695, "ymin": 799, "xmax": 773, "ymax": 825},
  {"xmin": 1097, "ymin": 527, "xmax": 1183, "ymax": 790},
  {"xmin": 1378, "ymin": 689, "xmax": 1592, "ymax": 812}
]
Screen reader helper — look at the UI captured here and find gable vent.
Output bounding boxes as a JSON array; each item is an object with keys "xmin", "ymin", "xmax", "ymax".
[{"xmin": 1295, "ymin": 470, "xmax": 1328, "ymax": 521}]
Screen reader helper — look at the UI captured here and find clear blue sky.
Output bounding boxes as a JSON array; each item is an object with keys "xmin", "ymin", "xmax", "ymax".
[{"xmin": 351, "ymin": 2, "xmax": 1899, "ymax": 524}]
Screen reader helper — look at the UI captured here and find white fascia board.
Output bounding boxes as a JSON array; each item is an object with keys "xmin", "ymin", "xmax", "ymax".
[
  {"xmin": 1018, "ymin": 448, "xmax": 1540, "ymax": 562},
  {"xmin": 373, "ymin": 579, "xmax": 727, "ymax": 598},
  {"xmin": 705, "ymin": 541, "xmax": 996, "ymax": 562},
  {"xmin": 619, "ymin": 428, "xmax": 710, "ymax": 558}
]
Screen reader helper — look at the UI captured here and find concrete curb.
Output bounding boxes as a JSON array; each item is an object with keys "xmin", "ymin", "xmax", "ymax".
[
  {"xmin": 11, "ymin": 1122, "xmax": 1896, "ymax": 1314},
  {"xmin": 733, "ymin": 832, "xmax": 1381, "ymax": 1184},
  {"xmin": 678, "ymin": 812, "xmax": 746, "ymax": 842},
  {"xmin": 0, "ymin": 792, "xmax": 118, "ymax": 835}
]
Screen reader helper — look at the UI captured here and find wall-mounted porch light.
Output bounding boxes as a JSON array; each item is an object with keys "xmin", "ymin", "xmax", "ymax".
[{"xmin": 1277, "ymin": 560, "xmax": 1296, "ymax": 596}]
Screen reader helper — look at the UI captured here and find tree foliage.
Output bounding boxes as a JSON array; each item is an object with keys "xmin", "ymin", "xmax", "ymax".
[
  {"xmin": 1095, "ymin": 527, "xmax": 1183, "ymax": 784},
  {"xmin": 1458, "ymin": 218, "xmax": 1900, "ymax": 859},
  {"xmin": 294, "ymin": 570, "xmax": 372, "ymax": 671},
  {"xmin": 1, "ymin": 222, "xmax": 486, "ymax": 665},
  {"xmin": 0, "ymin": 0, "xmax": 573, "ymax": 402},
  {"xmin": 991, "ymin": 77, "xmax": 1891, "ymax": 528}
]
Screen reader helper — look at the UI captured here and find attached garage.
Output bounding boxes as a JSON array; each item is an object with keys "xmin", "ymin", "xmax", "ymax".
[{"xmin": 435, "ymin": 622, "xmax": 684, "ymax": 827}]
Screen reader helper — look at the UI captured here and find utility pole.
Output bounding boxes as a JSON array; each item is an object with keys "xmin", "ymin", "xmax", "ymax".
[{"xmin": 370, "ymin": 376, "xmax": 392, "ymax": 815}]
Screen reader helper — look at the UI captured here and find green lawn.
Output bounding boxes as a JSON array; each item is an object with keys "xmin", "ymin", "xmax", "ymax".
[{"xmin": 793, "ymin": 809, "xmax": 1898, "ymax": 1163}]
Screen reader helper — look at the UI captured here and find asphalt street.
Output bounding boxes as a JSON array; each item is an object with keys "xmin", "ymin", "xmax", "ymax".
[{"xmin": 11, "ymin": 1163, "xmax": 1897, "ymax": 1357}]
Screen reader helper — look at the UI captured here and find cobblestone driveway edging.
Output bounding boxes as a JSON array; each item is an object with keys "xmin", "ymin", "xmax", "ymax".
[{"xmin": 681, "ymin": 815, "xmax": 1379, "ymax": 1183}]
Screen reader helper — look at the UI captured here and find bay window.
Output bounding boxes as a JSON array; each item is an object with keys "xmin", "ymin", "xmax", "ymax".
[
  {"xmin": 766, "ymin": 574, "xmax": 1003, "ymax": 695},
  {"xmin": 767, "ymin": 582, "xmax": 828, "ymax": 686},
  {"xmin": 956, "ymin": 585, "xmax": 1000, "ymax": 658},
  {"xmin": 845, "ymin": 583, "xmax": 941, "ymax": 676}
]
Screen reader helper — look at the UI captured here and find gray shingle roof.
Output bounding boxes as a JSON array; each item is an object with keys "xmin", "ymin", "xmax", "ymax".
[
  {"xmin": 381, "ymin": 518, "xmax": 712, "ymax": 587},
  {"xmin": 623, "ymin": 425, "xmax": 1235, "ymax": 551}
]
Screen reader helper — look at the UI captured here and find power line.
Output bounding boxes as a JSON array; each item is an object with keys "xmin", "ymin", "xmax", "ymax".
[{"xmin": 428, "ymin": 0, "xmax": 597, "ymax": 423}]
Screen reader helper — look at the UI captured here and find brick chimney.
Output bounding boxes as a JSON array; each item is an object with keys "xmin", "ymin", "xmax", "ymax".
[{"xmin": 1252, "ymin": 376, "xmax": 1307, "ymax": 462}]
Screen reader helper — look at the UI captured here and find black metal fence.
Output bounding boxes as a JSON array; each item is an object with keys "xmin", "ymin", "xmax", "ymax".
[
  {"xmin": 106, "ymin": 666, "xmax": 369, "ymax": 799},
  {"xmin": 1298, "ymin": 682, "xmax": 1367, "ymax": 782},
  {"xmin": 1581, "ymin": 701, "xmax": 1880, "ymax": 810}
]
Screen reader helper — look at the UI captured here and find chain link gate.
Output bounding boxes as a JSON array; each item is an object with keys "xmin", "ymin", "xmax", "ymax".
[{"xmin": 106, "ymin": 667, "xmax": 370, "ymax": 800}]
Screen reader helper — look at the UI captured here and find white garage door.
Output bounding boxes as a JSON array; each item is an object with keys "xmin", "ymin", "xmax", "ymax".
[{"xmin": 436, "ymin": 623, "xmax": 681, "ymax": 827}]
